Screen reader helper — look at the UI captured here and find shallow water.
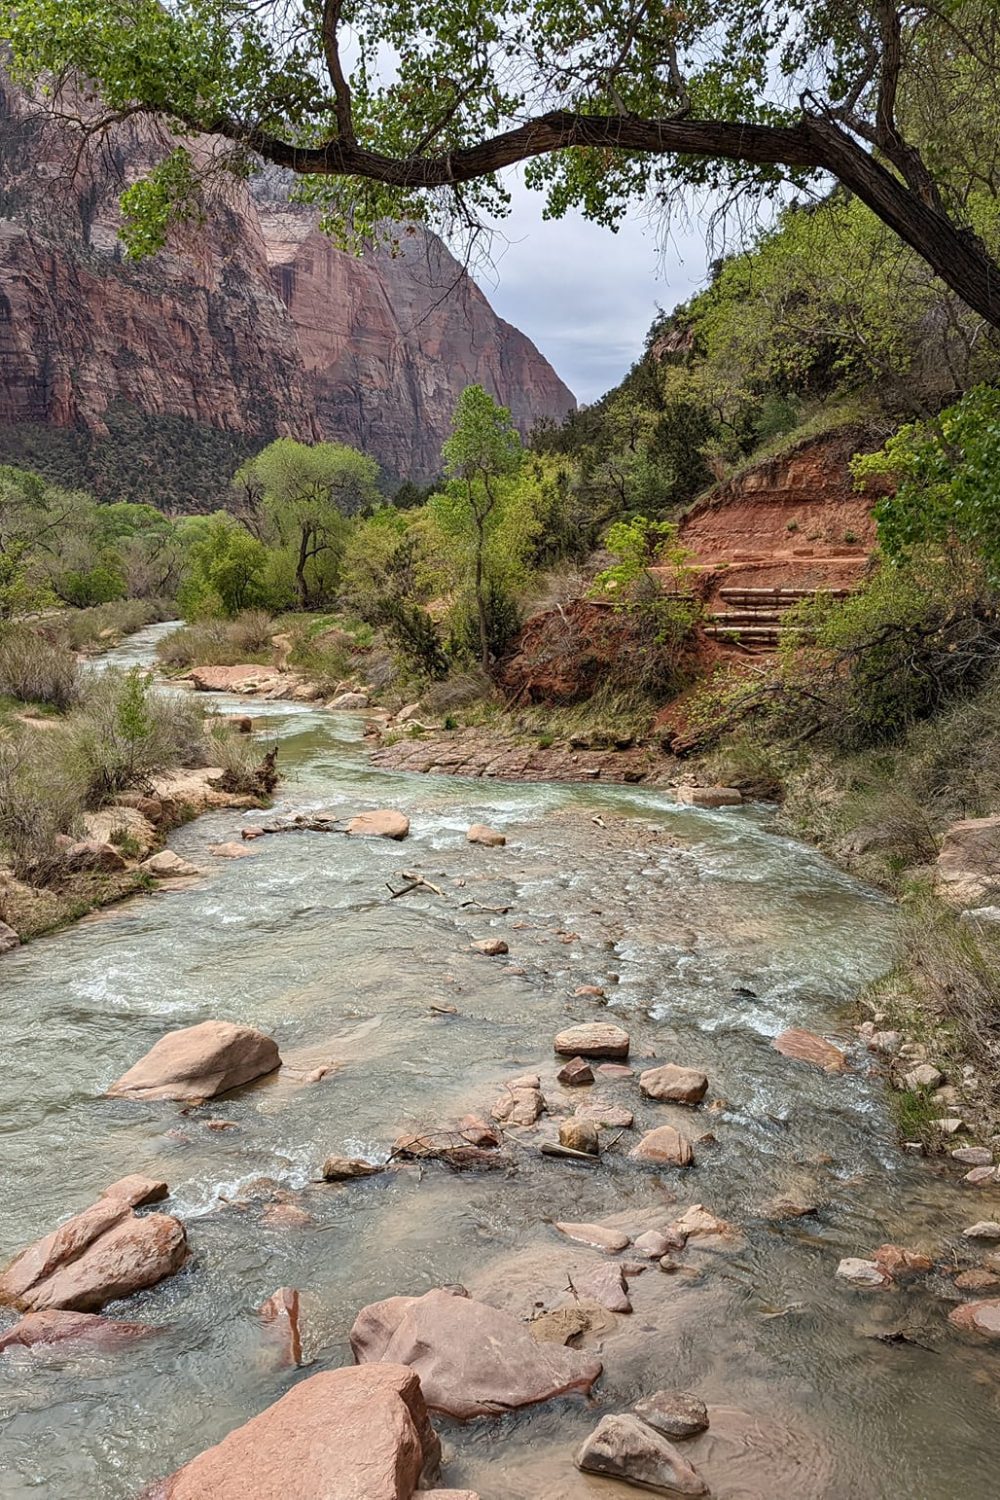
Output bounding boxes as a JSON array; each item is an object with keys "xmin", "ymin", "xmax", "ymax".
[{"xmin": 2, "ymin": 622, "xmax": 999, "ymax": 1498}]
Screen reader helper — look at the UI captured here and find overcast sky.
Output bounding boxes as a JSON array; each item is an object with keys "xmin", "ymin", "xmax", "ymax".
[{"xmin": 468, "ymin": 177, "xmax": 713, "ymax": 406}]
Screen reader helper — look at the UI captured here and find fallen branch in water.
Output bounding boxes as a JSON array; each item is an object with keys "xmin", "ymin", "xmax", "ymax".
[{"xmin": 387, "ymin": 870, "xmax": 445, "ymax": 899}]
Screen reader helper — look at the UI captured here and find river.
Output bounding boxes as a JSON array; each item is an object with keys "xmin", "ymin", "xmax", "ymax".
[{"xmin": 1, "ymin": 621, "xmax": 997, "ymax": 1498}]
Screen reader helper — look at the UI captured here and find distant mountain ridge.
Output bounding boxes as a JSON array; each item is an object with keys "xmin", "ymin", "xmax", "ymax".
[{"xmin": 0, "ymin": 79, "xmax": 575, "ymax": 506}]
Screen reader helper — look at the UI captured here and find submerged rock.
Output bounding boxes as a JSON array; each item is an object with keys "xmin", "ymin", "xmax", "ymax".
[
  {"xmin": 574, "ymin": 1262, "xmax": 632, "ymax": 1313},
  {"xmin": 630, "ymin": 1126, "xmax": 694, "ymax": 1167},
  {"xmin": 633, "ymin": 1229, "xmax": 685, "ymax": 1259},
  {"xmin": 259, "ymin": 1286, "xmax": 303, "ymax": 1367},
  {"xmin": 107, "ymin": 1020, "xmax": 281, "ymax": 1103},
  {"xmin": 554, "ymin": 1022, "xmax": 630, "ymax": 1059},
  {"xmin": 0, "ymin": 1196, "xmax": 186, "ymax": 1312},
  {"xmin": 639, "ymin": 1064, "xmax": 709, "ymax": 1105},
  {"xmin": 0, "ymin": 1308, "xmax": 157, "ymax": 1353},
  {"xmin": 673, "ymin": 1204, "xmax": 731, "ymax": 1239},
  {"xmin": 209, "ymin": 841, "xmax": 254, "ymax": 859},
  {"xmin": 772, "ymin": 1029, "xmax": 846, "ymax": 1073},
  {"xmin": 346, "ymin": 809, "xmax": 410, "ymax": 839},
  {"xmin": 634, "ymin": 1390, "xmax": 710, "ymax": 1440},
  {"xmin": 575, "ymin": 1413, "xmax": 709, "ymax": 1495},
  {"xmin": 948, "ymin": 1299, "xmax": 1000, "ymax": 1337},
  {"xmin": 350, "ymin": 1287, "xmax": 601, "ymax": 1419},
  {"xmin": 144, "ymin": 1364, "xmax": 441, "ymax": 1499},
  {"xmin": 576, "ymin": 1100, "xmax": 635, "ymax": 1129},
  {"xmin": 492, "ymin": 1077, "xmax": 545, "ymax": 1126}
]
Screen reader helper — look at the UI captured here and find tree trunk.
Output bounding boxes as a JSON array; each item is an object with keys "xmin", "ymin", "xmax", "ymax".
[
  {"xmin": 239, "ymin": 110, "xmax": 1000, "ymax": 332},
  {"xmin": 296, "ymin": 525, "xmax": 310, "ymax": 611},
  {"xmin": 475, "ymin": 532, "xmax": 489, "ymax": 673}
]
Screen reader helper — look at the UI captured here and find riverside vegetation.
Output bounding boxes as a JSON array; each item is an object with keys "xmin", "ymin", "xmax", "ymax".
[{"xmin": 4, "ymin": 1, "xmax": 1000, "ymax": 1492}]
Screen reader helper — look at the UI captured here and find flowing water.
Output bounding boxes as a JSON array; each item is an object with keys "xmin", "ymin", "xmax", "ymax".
[{"xmin": 1, "ymin": 622, "xmax": 999, "ymax": 1498}]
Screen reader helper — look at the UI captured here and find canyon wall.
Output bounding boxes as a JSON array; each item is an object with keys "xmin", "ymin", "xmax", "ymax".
[{"xmin": 0, "ymin": 82, "xmax": 575, "ymax": 506}]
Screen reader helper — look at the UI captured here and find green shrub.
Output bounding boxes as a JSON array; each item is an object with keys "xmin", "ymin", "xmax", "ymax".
[
  {"xmin": 0, "ymin": 733, "xmax": 87, "ymax": 882},
  {"xmin": 69, "ymin": 669, "xmax": 206, "ymax": 801}
]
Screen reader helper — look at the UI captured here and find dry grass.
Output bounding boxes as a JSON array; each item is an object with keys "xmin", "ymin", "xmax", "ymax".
[
  {"xmin": 0, "ymin": 628, "xmax": 81, "ymax": 710},
  {"xmin": 157, "ymin": 611, "xmax": 276, "ymax": 670}
]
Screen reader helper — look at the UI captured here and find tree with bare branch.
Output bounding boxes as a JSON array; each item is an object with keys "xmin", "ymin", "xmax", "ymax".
[{"xmin": 3, "ymin": 1, "xmax": 1000, "ymax": 329}]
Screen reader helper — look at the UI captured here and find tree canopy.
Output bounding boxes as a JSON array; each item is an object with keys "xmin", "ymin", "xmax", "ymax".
[{"xmin": 3, "ymin": 1, "xmax": 1000, "ymax": 328}]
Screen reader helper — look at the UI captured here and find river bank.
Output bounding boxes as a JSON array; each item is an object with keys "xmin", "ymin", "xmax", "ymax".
[
  {"xmin": 3, "ymin": 624, "xmax": 1000, "ymax": 1499},
  {"xmin": 0, "ymin": 624, "xmax": 280, "ymax": 948}
]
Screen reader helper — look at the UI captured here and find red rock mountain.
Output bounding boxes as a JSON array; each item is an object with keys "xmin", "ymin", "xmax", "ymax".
[{"xmin": 0, "ymin": 81, "xmax": 575, "ymax": 505}]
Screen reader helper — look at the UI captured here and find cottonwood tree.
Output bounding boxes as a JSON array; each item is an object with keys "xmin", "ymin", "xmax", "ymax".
[
  {"xmin": 4, "ymin": 2, "xmax": 1000, "ymax": 329},
  {"xmin": 435, "ymin": 385, "xmax": 524, "ymax": 670},
  {"xmin": 236, "ymin": 438, "xmax": 379, "ymax": 609}
]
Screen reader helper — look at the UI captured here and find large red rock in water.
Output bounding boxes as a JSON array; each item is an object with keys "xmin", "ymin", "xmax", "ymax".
[
  {"xmin": 346, "ymin": 809, "xmax": 411, "ymax": 840},
  {"xmin": 144, "ymin": 1364, "xmax": 442, "ymax": 1499},
  {"xmin": 107, "ymin": 1020, "xmax": 281, "ymax": 1102},
  {"xmin": 0, "ymin": 1197, "xmax": 186, "ymax": 1312},
  {"xmin": 349, "ymin": 1288, "xmax": 602, "ymax": 1419},
  {"xmin": 630, "ymin": 1126, "xmax": 695, "ymax": 1167},
  {"xmin": 0, "ymin": 1308, "xmax": 157, "ymax": 1352},
  {"xmin": 771, "ymin": 1029, "xmax": 846, "ymax": 1073}
]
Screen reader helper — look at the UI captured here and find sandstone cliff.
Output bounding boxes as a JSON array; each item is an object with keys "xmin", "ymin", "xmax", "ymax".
[
  {"xmin": 0, "ymin": 82, "xmax": 574, "ymax": 504},
  {"xmin": 258, "ymin": 203, "xmax": 575, "ymax": 482}
]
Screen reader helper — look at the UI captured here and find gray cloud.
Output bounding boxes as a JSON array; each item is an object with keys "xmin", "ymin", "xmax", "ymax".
[{"xmin": 469, "ymin": 178, "xmax": 711, "ymax": 404}]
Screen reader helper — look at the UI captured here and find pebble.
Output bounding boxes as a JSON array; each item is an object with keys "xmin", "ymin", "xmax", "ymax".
[{"xmin": 472, "ymin": 938, "xmax": 508, "ymax": 956}]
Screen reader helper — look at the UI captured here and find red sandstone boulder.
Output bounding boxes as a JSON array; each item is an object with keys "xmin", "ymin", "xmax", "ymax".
[
  {"xmin": 0, "ymin": 1197, "xmax": 186, "ymax": 1312},
  {"xmin": 772, "ymin": 1029, "xmax": 846, "ymax": 1073},
  {"xmin": 99, "ymin": 1175, "xmax": 169, "ymax": 1208},
  {"xmin": 346, "ymin": 809, "xmax": 410, "ymax": 840},
  {"xmin": 639, "ymin": 1064, "xmax": 709, "ymax": 1105},
  {"xmin": 0, "ymin": 1308, "xmax": 156, "ymax": 1353},
  {"xmin": 107, "ymin": 1020, "xmax": 280, "ymax": 1103},
  {"xmin": 554, "ymin": 1022, "xmax": 630, "ymax": 1058},
  {"xmin": 144, "ymin": 1364, "xmax": 441, "ymax": 1499},
  {"xmin": 467, "ymin": 824, "xmax": 506, "ymax": 847},
  {"xmin": 64, "ymin": 839, "xmax": 129, "ymax": 873},
  {"xmin": 349, "ymin": 1287, "xmax": 601, "ymax": 1419}
]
